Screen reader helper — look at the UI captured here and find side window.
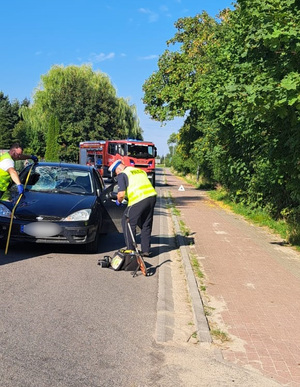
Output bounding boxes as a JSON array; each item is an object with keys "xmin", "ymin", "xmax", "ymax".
[
  {"xmin": 117, "ymin": 144, "xmax": 125, "ymax": 156},
  {"xmin": 108, "ymin": 143, "xmax": 117, "ymax": 155},
  {"xmin": 93, "ymin": 169, "xmax": 104, "ymax": 192}
]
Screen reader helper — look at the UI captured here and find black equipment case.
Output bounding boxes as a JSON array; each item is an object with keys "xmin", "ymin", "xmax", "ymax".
[{"xmin": 111, "ymin": 249, "xmax": 139, "ymax": 271}]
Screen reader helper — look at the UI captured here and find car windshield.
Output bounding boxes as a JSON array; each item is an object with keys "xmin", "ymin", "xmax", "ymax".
[{"xmin": 22, "ymin": 166, "xmax": 93, "ymax": 195}]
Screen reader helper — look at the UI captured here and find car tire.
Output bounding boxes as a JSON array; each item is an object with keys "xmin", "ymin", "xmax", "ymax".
[{"xmin": 85, "ymin": 227, "xmax": 99, "ymax": 254}]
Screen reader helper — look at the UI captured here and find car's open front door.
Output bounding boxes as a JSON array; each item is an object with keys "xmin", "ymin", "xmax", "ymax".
[{"xmin": 100, "ymin": 181, "xmax": 125, "ymax": 233}]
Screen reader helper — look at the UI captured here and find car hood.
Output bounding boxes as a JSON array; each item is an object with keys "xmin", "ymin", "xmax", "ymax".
[{"xmin": 1, "ymin": 191, "xmax": 96, "ymax": 219}]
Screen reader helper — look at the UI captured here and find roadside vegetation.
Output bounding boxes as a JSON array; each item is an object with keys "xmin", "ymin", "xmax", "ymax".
[{"xmin": 144, "ymin": 0, "xmax": 300, "ymax": 244}]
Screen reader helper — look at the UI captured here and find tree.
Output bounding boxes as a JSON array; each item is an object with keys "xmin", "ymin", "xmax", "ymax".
[
  {"xmin": 142, "ymin": 0, "xmax": 300, "ymax": 228},
  {"xmin": 0, "ymin": 93, "xmax": 30, "ymax": 149},
  {"xmin": 143, "ymin": 12, "xmax": 219, "ymax": 123},
  {"xmin": 167, "ymin": 132, "xmax": 178, "ymax": 157},
  {"xmin": 22, "ymin": 65, "xmax": 142, "ymax": 161},
  {"xmin": 45, "ymin": 115, "xmax": 60, "ymax": 161}
]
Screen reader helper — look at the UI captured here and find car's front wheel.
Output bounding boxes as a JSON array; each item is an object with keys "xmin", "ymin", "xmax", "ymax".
[{"xmin": 85, "ymin": 227, "xmax": 99, "ymax": 253}]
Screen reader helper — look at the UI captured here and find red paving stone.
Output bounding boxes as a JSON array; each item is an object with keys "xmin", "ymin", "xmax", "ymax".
[{"xmin": 164, "ymin": 169, "xmax": 300, "ymax": 387}]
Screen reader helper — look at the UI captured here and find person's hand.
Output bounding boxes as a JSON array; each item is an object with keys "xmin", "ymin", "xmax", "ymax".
[
  {"xmin": 17, "ymin": 184, "xmax": 24, "ymax": 194},
  {"xmin": 31, "ymin": 155, "xmax": 38, "ymax": 163}
]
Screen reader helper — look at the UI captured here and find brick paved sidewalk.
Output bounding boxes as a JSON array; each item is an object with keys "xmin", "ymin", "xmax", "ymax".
[{"xmin": 164, "ymin": 169, "xmax": 300, "ymax": 386}]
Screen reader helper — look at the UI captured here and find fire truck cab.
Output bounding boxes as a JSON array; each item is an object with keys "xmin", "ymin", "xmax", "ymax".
[{"xmin": 79, "ymin": 139, "xmax": 157, "ymax": 186}]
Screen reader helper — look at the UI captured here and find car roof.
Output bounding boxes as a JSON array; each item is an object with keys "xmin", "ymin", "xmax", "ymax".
[{"xmin": 34, "ymin": 162, "xmax": 94, "ymax": 172}]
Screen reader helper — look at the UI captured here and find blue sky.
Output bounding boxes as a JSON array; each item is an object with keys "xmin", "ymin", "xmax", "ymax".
[{"xmin": 1, "ymin": 0, "xmax": 233, "ymax": 156}]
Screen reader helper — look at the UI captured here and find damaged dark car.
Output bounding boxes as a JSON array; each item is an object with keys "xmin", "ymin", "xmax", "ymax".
[{"xmin": 0, "ymin": 162, "xmax": 120, "ymax": 253}]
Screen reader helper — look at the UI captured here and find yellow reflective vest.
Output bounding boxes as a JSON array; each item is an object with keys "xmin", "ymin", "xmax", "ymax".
[
  {"xmin": 0, "ymin": 152, "xmax": 13, "ymax": 191},
  {"xmin": 122, "ymin": 167, "xmax": 157, "ymax": 206}
]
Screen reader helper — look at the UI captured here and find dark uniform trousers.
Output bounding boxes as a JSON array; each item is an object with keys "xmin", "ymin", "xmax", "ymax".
[{"xmin": 122, "ymin": 195, "xmax": 156, "ymax": 253}]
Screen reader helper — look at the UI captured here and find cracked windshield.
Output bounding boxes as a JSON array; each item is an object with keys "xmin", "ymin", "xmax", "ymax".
[{"xmin": 24, "ymin": 166, "xmax": 92, "ymax": 194}]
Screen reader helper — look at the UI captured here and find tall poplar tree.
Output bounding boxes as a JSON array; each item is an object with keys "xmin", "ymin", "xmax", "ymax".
[{"xmin": 45, "ymin": 115, "xmax": 60, "ymax": 161}]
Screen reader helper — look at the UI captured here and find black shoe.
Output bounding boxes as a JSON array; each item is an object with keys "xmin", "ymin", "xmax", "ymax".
[{"xmin": 141, "ymin": 251, "xmax": 152, "ymax": 257}]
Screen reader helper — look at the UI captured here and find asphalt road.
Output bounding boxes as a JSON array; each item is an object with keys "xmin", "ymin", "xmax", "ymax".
[{"xmin": 0, "ymin": 173, "xmax": 168, "ymax": 387}]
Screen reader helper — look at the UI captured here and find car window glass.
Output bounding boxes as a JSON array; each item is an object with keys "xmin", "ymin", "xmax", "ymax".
[
  {"xmin": 93, "ymin": 169, "xmax": 104, "ymax": 192},
  {"xmin": 22, "ymin": 166, "xmax": 93, "ymax": 194}
]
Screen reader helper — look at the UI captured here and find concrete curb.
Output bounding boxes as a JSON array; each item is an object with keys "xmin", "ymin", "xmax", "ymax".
[
  {"xmin": 170, "ymin": 204, "xmax": 212, "ymax": 343},
  {"xmin": 156, "ymin": 195, "xmax": 175, "ymax": 343}
]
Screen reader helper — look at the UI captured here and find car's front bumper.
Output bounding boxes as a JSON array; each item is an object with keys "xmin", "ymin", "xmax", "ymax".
[{"xmin": 0, "ymin": 219, "xmax": 98, "ymax": 245}]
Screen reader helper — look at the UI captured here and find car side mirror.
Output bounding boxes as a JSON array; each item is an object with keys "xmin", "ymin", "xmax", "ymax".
[{"xmin": 108, "ymin": 191, "xmax": 117, "ymax": 200}]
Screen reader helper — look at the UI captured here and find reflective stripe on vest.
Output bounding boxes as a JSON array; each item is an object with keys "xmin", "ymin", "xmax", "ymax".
[
  {"xmin": 0, "ymin": 153, "xmax": 13, "ymax": 191},
  {"xmin": 122, "ymin": 167, "xmax": 157, "ymax": 206}
]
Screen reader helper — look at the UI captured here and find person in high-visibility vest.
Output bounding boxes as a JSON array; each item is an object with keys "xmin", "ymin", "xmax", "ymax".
[
  {"xmin": 0, "ymin": 142, "xmax": 38, "ymax": 198},
  {"xmin": 109, "ymin": 159, "xmax": 157, "ymax": 257}
]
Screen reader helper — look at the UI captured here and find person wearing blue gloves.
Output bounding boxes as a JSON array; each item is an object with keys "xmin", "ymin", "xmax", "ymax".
[
  {"xmin": 0, "ymin": 142, "xmax": 38, "ymax": 198},
  {"xmin": 108, "ymin": 159, "xmax": 157, "ymax": 257}
]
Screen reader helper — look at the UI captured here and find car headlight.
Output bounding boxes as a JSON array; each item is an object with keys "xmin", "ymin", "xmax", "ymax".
[
  {"xmin": 0, "ymin": 204, "xmax": 12, "ymax": 218},
  {"xmin": 62, "ymin": 209, "xmax": 91, "ymax": 221}
]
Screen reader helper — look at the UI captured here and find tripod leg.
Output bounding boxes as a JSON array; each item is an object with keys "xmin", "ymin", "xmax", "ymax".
[
  {"xmin": 132, "ymin": 263, "xmax": 140, "ymax": 277},
  {"xmin": 126, "ymin": 216, "xmax": 148, "ymax": 277}
]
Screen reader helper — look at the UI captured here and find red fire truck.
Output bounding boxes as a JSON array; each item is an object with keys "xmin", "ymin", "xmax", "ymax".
[{"xmin": 79, "ymin": 139, "xmax": 157, "ymax": 186}]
